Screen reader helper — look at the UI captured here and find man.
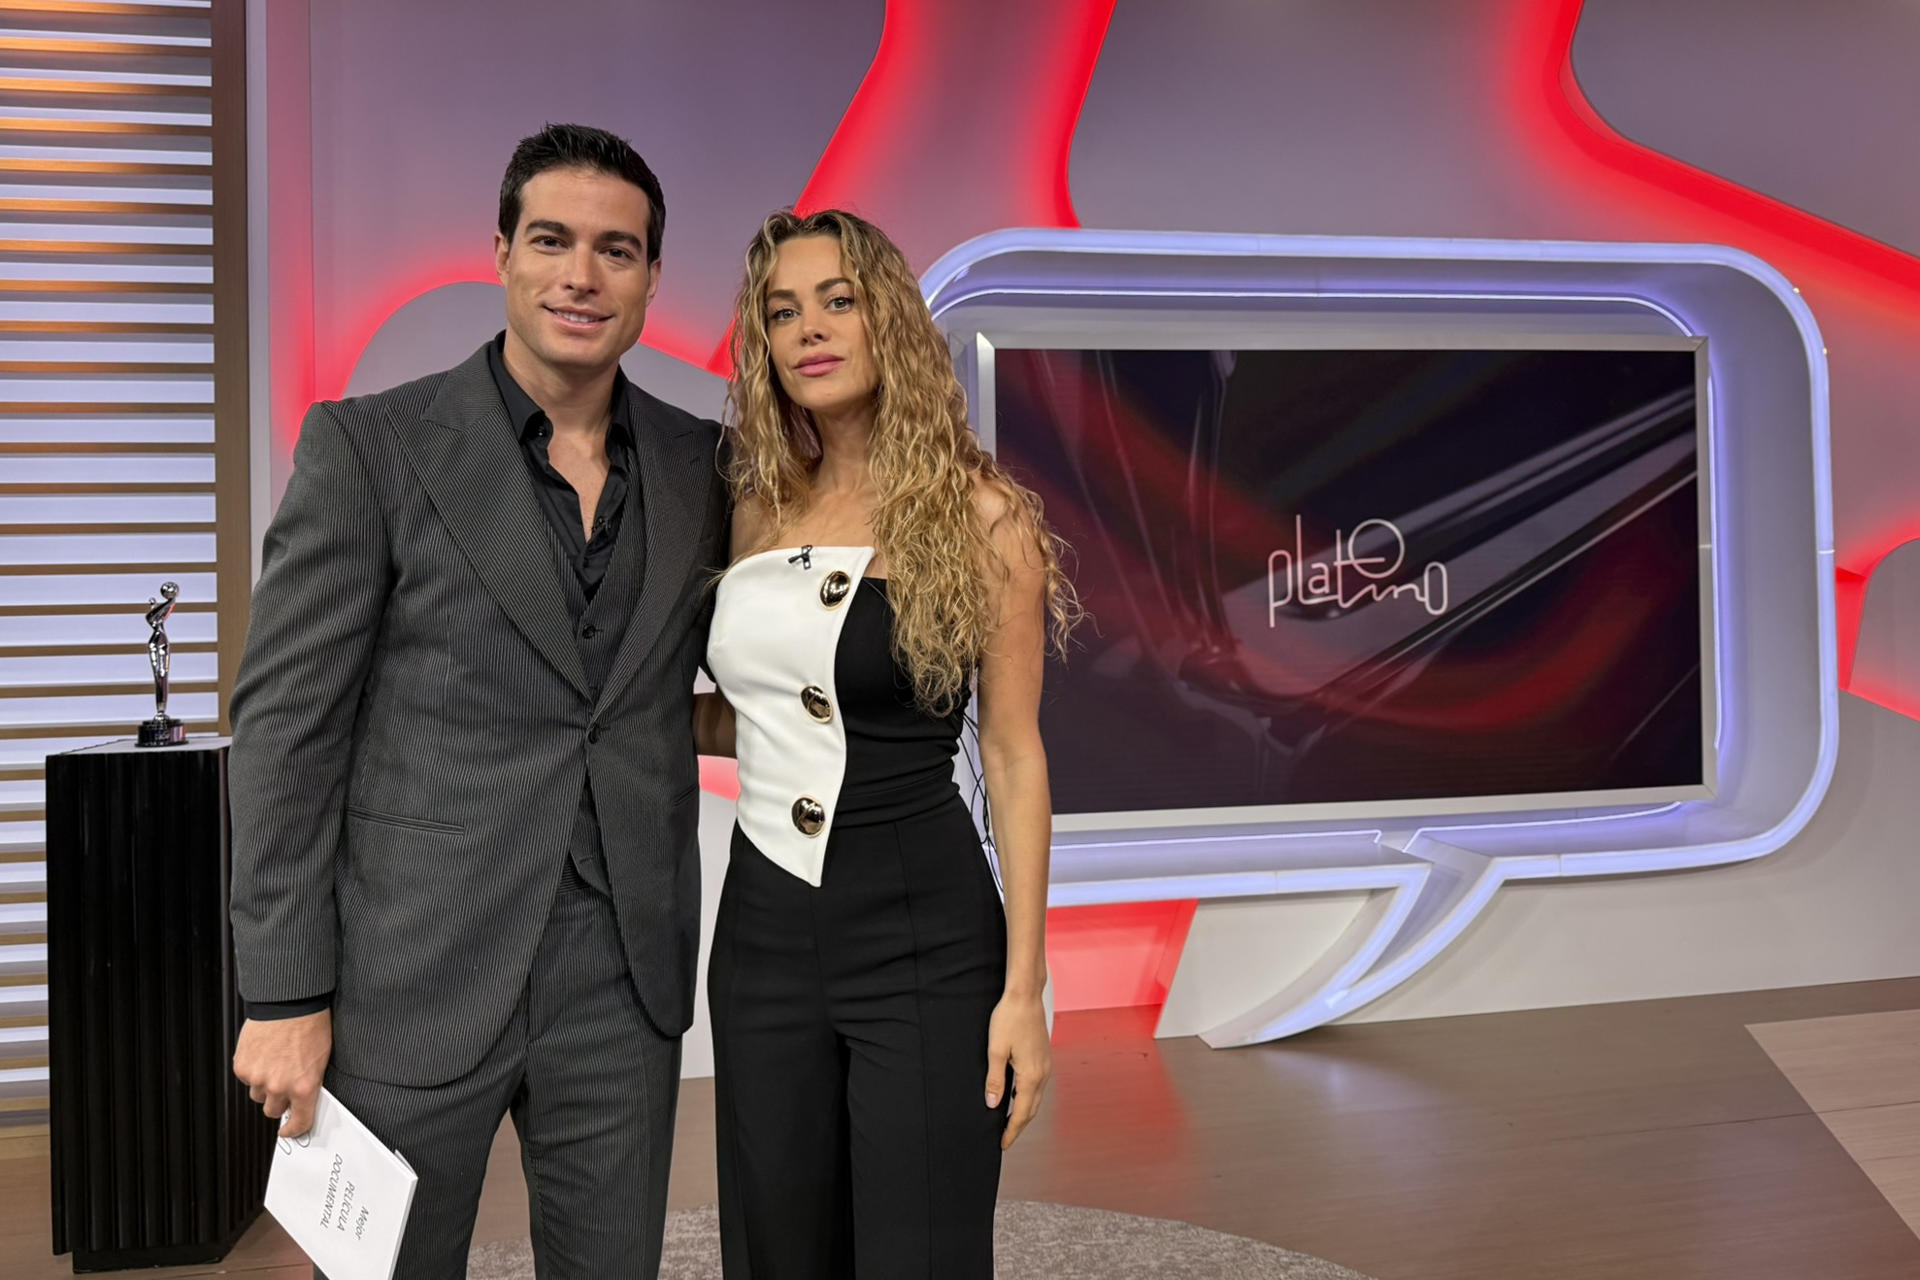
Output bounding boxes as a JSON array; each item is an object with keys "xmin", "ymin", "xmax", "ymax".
[{"xmin": 229, "ymin": 123, "xmax": 727, "ymax": 1277}]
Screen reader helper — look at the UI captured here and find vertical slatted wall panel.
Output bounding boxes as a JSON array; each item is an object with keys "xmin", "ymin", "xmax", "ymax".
[{"xmin": 0, "ymin": 0, "xmax": 228, "ymax": 1131}]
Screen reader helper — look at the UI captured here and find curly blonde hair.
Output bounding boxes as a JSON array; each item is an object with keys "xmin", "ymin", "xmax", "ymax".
[{"xmin": 725, "ymin": 208, "xmax": 1080, "ymax": 715}]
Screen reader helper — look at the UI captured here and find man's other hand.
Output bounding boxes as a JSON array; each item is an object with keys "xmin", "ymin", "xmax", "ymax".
[{"xmin": 232, "ymin": 1009, "xmax": 332, "ymax": 1138}]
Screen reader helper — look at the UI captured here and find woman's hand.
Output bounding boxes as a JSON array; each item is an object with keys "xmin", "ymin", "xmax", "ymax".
[{"xmin": 985, "ymin": 989, "xmax": 1051, "ymax": 1150}]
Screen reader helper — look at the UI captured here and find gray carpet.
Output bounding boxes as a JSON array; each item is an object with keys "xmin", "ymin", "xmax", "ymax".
[{"xmin": 467, "ymin": 1201, "xmax": 1377, "ymax": 1278}]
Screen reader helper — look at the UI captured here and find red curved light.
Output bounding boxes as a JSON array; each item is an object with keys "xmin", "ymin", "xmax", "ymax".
[
  {"xmin": 1514, "ymin": 0, "xmax": 1920, "ymax": 300},
  {"xmin": 1511, "ymin": 0, "xmax": 1920, "ymax": 704}
]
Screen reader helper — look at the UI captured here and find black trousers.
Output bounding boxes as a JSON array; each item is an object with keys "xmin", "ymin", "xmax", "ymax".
[
  {"xmin": 709, "ymin": 796, "xmax": 1009, "ymax": 1278},
  {"xmin": 322, "ymin": 863, "xmax": 680, "ymax": 1280}
]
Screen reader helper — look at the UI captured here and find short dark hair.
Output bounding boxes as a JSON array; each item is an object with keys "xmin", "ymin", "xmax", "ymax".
[{"xmin": 498, "ymin": 123, "xmax": 665, "ymax": 264}]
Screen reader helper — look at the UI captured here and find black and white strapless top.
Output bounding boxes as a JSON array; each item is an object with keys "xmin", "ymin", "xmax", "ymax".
[{"xmin": 707, "ymin": 546, "xmax": 965, "ymax": 885}]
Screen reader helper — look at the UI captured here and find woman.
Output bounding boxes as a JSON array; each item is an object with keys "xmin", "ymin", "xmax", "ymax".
[{"xmin": 692, "ymin": 208, "xmax": 1079, "ymax": 1278}]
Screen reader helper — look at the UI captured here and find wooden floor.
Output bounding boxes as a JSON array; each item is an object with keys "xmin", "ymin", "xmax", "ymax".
[
  {"xmin": 1750, "ymin": 1007, "xmax": 1920, "ymax": 1241},
  {"xmin": 4, "ymin": 978, "xmax": 1920, "ymax": 1279}
]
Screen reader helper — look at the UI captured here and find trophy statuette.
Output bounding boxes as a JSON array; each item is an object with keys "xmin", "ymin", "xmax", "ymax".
[{"xmin": 137, "ymin": 581, "xmax": 187, "ymax": 747}]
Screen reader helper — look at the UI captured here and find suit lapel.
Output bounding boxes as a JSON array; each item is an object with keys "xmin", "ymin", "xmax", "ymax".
[
  {"xmin": 395, "ymin": 345, "xmax": 592, "ymax": 699},
  {"xmin": 595, "ymin": 382, "xmax": 710, "ymax": 716}
]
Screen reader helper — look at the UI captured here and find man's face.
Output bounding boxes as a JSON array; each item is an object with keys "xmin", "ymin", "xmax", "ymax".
[{"xmin": 494, "ymin": 166, "xmax": 659, "ymax": 383}]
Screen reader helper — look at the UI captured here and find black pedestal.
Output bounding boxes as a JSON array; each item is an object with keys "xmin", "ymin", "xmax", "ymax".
[{"xmin": 45, "ymin": 738, "xmax": 275, "ymax": 1272}]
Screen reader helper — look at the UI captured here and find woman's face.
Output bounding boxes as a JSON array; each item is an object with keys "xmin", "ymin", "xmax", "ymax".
[{"xmin": 763, "ymin": 233, "xmax": 878, "ymax": 424}]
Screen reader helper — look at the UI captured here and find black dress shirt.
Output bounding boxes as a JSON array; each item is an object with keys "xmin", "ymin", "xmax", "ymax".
[{"xmin": 487, "ymin": 335, "xmax": 636, "ymax": 605}]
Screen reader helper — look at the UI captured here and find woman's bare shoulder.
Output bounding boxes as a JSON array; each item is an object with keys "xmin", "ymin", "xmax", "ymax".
[{"xmin": 971, "ymin": 472, "xmax": 1042, "ymax": 569}]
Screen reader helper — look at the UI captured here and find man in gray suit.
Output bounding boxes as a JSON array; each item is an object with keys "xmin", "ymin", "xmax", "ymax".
[{"xmin": 228, "ymin": 123, "xmax": 727, "ymax": 1277}]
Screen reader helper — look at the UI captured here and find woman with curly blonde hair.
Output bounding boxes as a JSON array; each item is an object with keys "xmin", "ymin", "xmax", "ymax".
[{"xmin": 693, "ymin": 207, "xmax": 1078, "ymax": 1278}]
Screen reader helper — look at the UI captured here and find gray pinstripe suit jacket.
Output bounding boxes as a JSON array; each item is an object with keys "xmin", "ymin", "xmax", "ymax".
[{"xmin": 228, "ymin": 343, "xmax": 728, "ymax": 1088}]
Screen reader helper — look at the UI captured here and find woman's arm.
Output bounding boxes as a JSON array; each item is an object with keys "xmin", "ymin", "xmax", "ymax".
[
  {"xmin": 974, "ymin": 491, "xmax": 1054, "ymax": 1150},
  {"xmin": 693, "ymin": 489, "xmax": 767, "ymax": 759},
  {"xmin": 693, "ymin": 690, "xmax": 735, "ymax": 758}
]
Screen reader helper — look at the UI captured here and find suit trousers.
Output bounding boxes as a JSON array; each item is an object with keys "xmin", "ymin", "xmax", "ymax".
[
  {"xmin": 320, "ymin": 861, "xmax": 680, "ymax": 1279},
  {"xmin": 709, "ymin": 796, "xmax": 1009, "ymax": 1279}
]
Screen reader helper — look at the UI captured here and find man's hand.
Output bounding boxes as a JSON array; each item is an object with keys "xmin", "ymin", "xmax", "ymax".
[{"xmin": 232, "ymin": 1009, "xmax": 332, "ymax": 1138}]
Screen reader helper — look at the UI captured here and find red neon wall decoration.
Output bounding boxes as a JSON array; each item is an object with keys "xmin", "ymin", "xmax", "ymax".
[{"xmin": 1511, "ymin": 0, "xmax": 1920, "ymax": 713}]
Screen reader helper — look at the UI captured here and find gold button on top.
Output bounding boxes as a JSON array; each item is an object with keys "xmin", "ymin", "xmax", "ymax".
[
  {"xmin": 819, "ymin": 571, "xmax": 853, "ymax": 608},
  {"xmin": 791, "ymin": 796, "xmax": 826, "ymax": 836},
  {"xmin": 801, "ymin": 685, "xmax": 833, "ymax": 723}
]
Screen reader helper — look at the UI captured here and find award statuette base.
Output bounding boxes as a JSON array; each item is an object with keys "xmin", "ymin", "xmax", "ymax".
[{"xmin": 136, "ymin": 716, "xmax": 186, "ymax": 747}]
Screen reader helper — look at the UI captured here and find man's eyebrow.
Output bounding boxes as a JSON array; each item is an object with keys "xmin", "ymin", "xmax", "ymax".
[{"xmin": 523, "ymin": 221, "xmax": 646, "ymax": 252}]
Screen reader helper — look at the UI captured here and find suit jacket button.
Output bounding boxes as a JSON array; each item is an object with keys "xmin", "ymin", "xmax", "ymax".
[
  {"xmin": 819, "ymin": 571, "xmax": 852, "ymax": 608},
  {"xmin": 791, "ymin": 796, "xmax": 826, "ymax": 836},
  {"xmin": 587, "ymin": 724, "xmax": 602, "ymax": 744},
  {"xmin": 801, "ymin": 685, "xmax": 833, "ymax": 723}
]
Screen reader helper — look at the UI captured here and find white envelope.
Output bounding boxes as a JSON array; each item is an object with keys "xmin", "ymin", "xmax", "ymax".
[{"xmin": 263, "ymin": 1088, "xmax": 418, "ymax": 1280}]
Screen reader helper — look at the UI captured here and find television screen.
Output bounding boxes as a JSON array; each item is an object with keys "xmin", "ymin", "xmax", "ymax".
[{"xmin": 989, "ymin": 343, "xmax": 1712, "ymax": 823}]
